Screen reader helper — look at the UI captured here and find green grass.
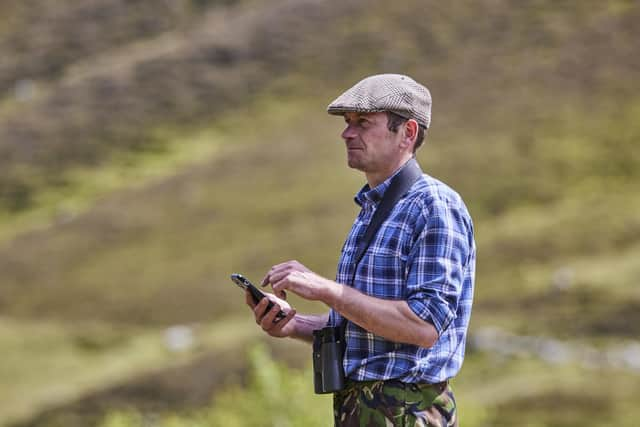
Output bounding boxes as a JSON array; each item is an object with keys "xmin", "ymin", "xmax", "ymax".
[
  {"xmin": 456, "ymin": 352, "xmax": 640, "ymax": 427},
  {"xmin": 93, "ymin": 347, "xmax": 640, "ymax": 427},
  {"xmin": 0, "ymin": 96, "xmax": 351, "ymax": 325},
  {"xmin": 97, "ymin": 344, "xmax": 333, "ymax": 427},
  {"xmin": 2, "ymin": 95, "xmax": 638, "ymax": 329},
  {"xmin": 0, "ymin": 3, "xmax": 639, "ymax": 424},
  {"xmin": 1, "ymin": 91, "xmax": 639, "ymax": 426},
  {"xmin": 0, "ymin": 315, "xmax": 261, "ymax": 426},
  {"xmin": 0, "ymin": 123, "xmax": 226, "ymax": 244}
]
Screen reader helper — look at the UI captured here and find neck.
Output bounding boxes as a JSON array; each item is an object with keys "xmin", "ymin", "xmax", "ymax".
[{"xmin": 365, "ymin": 154, "xmax": 414, "ymax": 188}]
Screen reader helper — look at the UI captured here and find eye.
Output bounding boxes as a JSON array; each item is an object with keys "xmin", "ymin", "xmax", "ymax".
[{"xmin": 344, "ymin": 116, "xmax": 369, "ymax": 128}]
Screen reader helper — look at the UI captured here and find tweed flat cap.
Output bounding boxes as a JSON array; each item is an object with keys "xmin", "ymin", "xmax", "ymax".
[{"xmin": 327, "ymin": 74, "xmax": 432, "ymax": 128}]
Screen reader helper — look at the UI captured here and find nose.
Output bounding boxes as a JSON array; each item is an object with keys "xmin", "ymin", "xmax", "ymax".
[{"xmin": 341, "ymin": 124, "xmax": 357, "ymax": 140}]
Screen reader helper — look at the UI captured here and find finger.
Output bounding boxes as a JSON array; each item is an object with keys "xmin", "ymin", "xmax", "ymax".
[
  {"xmin": 245, "ymin": 290, "xmax": 256, "ymax": 308},
  {"xmin": 271, "ymin": 263, "xmax": 308, "ymax": 282},
  {"xmin": 279, "ymin": 308, "xmax": 296, "ymax": 326},
  {"xmin": 270, "ymin": 308, "xmax": 297, "ymax": 332},
  {"xmin": 259, "ymin": 302, "xmax": 282, "ymax": 330},
  {"xmin": 289, "ymin": 260, "xmax": 301, "ymax": 269},
  {"xmin": 266, "ymin": 287, "xmax": 287, "ymax": 300},
  {"xmin": 287, "ymin": 260, "xmax": 310, "ymax": 273},
  {"xmin": 271, "ymin": 279, "xmax": 290, "ymax": 300},
  {"xmin": 253, "ymin": 298, "xmax": 270, "ymax": 324},
  {"xmin": 261, "ymin": 262, "xmax": 288, "ymax": 286},
  {"xmin": 261, "ymin": 264, "xmax": 278, "ymax": 286},
  {"xmin": 261, "ymin": 272, "xmax": 271, "ymax": 287},
  {"xmin": 269, "ymin": 268, "xmax": 293, "ymax": 286}
]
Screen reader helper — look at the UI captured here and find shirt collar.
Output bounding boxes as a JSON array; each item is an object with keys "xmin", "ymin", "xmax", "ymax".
[{"xmin": 354, "ymin": 159, "xmax": 413, "ymax": 207}]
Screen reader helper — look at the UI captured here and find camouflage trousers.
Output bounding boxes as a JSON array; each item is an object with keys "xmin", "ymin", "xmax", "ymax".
[{"xmin": 333, "ymin": 379, "xmax": 457, "ymax": 427}]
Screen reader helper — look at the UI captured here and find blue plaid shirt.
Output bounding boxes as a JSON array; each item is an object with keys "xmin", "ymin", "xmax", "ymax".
[{"xmin": 328, "ymin": 164, "xmax": 475, "ymax": 384}]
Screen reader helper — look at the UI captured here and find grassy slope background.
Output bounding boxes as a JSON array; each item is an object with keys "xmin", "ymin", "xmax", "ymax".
[{"xmin": 1, "ymin": 0, "xmax": 639, "ymax": 426}]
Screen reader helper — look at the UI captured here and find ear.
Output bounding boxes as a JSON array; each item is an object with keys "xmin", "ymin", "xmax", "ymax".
[{"xmin": 400, "ymin": 119, "xmax": 419, "ymax": 151}]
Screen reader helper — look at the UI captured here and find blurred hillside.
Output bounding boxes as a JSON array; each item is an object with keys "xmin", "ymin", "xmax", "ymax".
[{"xmin": 1, "ymin": 0, "xmax": 639, "ymax": 426}]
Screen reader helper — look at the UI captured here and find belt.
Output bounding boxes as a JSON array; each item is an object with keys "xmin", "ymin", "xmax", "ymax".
[{"xmin": 344, "ymin": 378, "xmax": 449, "ymax": 393}]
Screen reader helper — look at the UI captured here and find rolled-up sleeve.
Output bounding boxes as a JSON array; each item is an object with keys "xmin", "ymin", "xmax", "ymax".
[{"xmin": 406, "ymin": 199, "xmax": 472, "ymax": 336}]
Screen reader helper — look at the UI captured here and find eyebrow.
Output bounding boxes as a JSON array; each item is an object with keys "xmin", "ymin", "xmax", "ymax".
[{"xmin": 345, "ymin": 114, "xmax": 371, "ymax": 123}]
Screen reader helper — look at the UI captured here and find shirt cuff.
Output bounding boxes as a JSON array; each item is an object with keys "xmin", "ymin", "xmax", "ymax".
[{"xmin": 407, "ymin": 294, "xmax": 455, "ymax": 336}]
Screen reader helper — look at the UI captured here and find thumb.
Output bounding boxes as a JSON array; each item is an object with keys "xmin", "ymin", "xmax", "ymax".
[{"xmin": 271, "ymin": 281, "xmax": 287, "ymax": 300}]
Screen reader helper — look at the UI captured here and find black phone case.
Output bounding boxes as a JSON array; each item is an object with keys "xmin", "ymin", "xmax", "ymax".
[{"xmin": 231, "ymin": 273, "xmax": 286, "ymax": 320}]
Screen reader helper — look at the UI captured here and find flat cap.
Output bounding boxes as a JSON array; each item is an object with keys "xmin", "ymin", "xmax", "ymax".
[{"xmin": 327, "ymin": 74, "xmax": 432, "ymax": 128}]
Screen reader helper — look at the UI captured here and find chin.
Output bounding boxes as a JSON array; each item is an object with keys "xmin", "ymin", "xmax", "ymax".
[
  {"xmin": 347, "ymin": 157, "xmax": 363, "ymax": 170},
  {"xmin": 347, "ymin": 163, "xmax": 367, "ymax": 174}
]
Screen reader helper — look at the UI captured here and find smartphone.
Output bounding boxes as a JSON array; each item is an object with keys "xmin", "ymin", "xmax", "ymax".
[{"xmin": 231, "ymin": 273, "xmax": 286, "ymax": 321}]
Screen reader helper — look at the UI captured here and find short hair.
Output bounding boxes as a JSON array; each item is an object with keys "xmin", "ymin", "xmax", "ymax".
[{"xmin": 386, "ymin": 112, "xmax": 426, "ymax": 152}]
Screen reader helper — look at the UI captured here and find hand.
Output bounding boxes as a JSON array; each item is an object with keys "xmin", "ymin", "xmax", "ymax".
[
  {"xmin": 262, "ymin": 260, "xmax": 338, "ymax": 303},
  {"xmin": 245, "ymin": 290, "xmax": 297, "ymax": 338}
]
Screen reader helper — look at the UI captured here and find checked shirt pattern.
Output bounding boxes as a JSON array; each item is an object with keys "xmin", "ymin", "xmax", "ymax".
[{"xmin": 328, "ymin": 168, "xmax": 475, "ymax": 384}]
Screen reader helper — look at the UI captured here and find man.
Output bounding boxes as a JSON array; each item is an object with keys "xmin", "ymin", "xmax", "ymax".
[{"xmin": 247, "ymin": 74, "xmax": 475, "ymax": 427}]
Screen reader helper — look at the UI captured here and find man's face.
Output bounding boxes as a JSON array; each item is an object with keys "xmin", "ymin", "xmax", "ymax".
[{"xmin": 341, "ymin": 111, "xmax": 404, "ymax": 174}]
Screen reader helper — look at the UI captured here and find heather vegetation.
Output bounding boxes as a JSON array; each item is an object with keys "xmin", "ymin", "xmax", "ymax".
[{"xmin": 1, "ymin": 1, "xmax": 639, "ymax": 426}]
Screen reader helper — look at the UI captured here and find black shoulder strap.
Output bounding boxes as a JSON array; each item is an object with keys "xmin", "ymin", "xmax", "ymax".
[{"xmin": 352, "ymin": 158, "xmax": 423, "ymax": 275}]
